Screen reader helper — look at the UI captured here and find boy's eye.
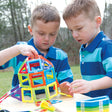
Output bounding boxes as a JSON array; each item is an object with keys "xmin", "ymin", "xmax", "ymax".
[
  {"xmin": 50, "ymin": 33, "xmax": 56, "ymax": 36},
  {"xmin": 77, "ymin": 27, "xmax": 83, "ymax": 31},
  {"xmin": 69, "ymin": 29, "xmax": 73, "ymax": 33},
  {"xmin": 38, "ymin": 32, "xmax": 45, "ymax": 36}
]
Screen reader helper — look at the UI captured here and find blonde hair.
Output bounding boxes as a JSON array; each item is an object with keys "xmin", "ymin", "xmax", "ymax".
[
  {"xmin": 63, "ymin": 0, "xmax": 101, "ymax": 20},
  {"xmin": 30, "ymin": 4, "xmax": 60, "ymax": 28}
]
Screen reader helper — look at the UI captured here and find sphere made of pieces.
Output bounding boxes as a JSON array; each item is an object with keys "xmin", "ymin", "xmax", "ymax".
[{"xmin": 12, "ymin": 55, "xmax": 58, "ymax": 103}]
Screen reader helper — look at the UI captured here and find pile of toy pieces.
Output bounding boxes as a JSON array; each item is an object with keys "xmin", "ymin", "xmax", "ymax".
[
  {"xmin": 0, "ymin": 55, "xmax": 72, "ymax": 112},
  {"xmin": 76, "ymin": 95, "xmax": 110, "ymax": 112},
  {"xmin": 11, "ymin": 55, "xmax": 59, "ymax": 103}
]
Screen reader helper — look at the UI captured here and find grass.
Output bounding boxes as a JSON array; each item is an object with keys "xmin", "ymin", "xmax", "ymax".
[
  {"xmin": 71, "ymin": 65, "xmax": 82, "ymax": 79},
  {"xmin": 0, "ymin": 71, "xmax": 13, "ymax": 97},
  {"xmin": 0, "ymin": 65, "xmax": 82, "ymax": 97}
]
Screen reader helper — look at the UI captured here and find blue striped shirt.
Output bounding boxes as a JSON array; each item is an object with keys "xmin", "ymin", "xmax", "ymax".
[
  {"xmin": 0, "ymin": 38, "xmax": 73, "ymax": 88},
  {"xmin": 80, "ymin": 31, "xmax": 112, "ymax": 101}
]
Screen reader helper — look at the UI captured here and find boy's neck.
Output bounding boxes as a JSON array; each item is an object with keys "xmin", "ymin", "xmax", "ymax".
[
  {"xmin": 39, "ymin": 49, "xmax": 48, "ymax": 57},
  {"xmin": 87, "ymin": 29, "xmax": 101, "ymax": 46},
  {"xmin": 34, "ymin": 43, "xmax": 49, "ymax": 57}
]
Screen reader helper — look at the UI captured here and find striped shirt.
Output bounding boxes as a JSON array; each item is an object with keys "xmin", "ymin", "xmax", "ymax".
[{"xmin": 80, "ymin": 31, "xmax": 112, "ymax": 101}]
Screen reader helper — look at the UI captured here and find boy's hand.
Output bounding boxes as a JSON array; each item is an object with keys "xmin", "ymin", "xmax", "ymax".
[
  {"xmin": 59, "ymin": 82, "xmax": 73, "ymax": 95},
  {"xmin": 69, "ymin": 79, "xmax": 92, "ymax": 94},
  {"xmin": 17, "ymin": 44, "xmax": 38, "ymax": 59}
]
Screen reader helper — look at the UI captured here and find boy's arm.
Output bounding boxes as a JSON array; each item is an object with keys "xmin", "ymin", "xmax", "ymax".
[
  {"xmin": 69, "ymin": 76, "xmax": 112, "ymax": 94},
  {"xmin": 56, "ymin": 55, "xmax": 73, "ymax": 95},
  {"xmin": 89, "ymin": 76, "xmax": 112, "ymax": 90},
  {"xmin": 0, "ymin": 44, "xmax": 38, "ymax": 66}
]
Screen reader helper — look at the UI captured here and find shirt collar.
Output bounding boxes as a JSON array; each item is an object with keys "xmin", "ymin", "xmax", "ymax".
[
  {"xmin": 28, "ymin": 37, "xmax": 56, "ymax": 59},
  {"xmin": 81, "ymin": 31, "xmax": 107, "ymax": 52}
]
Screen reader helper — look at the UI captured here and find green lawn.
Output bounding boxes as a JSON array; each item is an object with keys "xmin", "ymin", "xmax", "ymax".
[
  {"xmin": 71, "ymin": 65, "xmax": 82, "ymax": 79},
  {"xmin": 0, "ymin": 65, "xmax": 81, "ymax": 97},
  {"xmin": 0, "ymin": 71, "xmax": 13, "ymax": 97}
]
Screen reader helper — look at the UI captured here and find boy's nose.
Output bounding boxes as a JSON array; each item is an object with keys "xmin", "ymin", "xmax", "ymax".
[{"xmin": 44, "ymin": 35, "xmax": 49, "ymax": 40}]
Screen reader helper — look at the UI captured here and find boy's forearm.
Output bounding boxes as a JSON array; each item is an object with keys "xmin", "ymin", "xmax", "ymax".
[
  {"xmin": 90, "ymin": 76, "xmax": 112, "ymax": 91},
  {"xmin": 0, "ymin": 45, "xmax": 20, "ymax": 66}
]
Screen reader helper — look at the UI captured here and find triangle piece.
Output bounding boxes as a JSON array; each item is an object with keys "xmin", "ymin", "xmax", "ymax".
[
  {"xmin": 11, "ymin": 85, "xmax": 22, "ymax": 101},
  {"xmin": 19, "ymin": 63, "xmax": 28, "ymax": 74}
]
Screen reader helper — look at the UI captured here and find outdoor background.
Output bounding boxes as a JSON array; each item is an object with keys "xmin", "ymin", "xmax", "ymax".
[{"xmin": 0, "ymin": 0, "xmax": 112, "ymax": 96}]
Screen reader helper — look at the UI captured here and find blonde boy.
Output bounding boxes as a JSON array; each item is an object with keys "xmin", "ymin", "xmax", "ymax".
[{"xmin": 63, "ymin": 0, "xmax": 112, "ymax": 102}]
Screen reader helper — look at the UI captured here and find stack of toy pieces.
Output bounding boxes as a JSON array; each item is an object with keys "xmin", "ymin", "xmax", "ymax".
[
  {"xmin": 11, "ymin": 55, "xmax": 59, "ymax": 103},
  {"xmin": 76, "ymin": 95, "xmax": 110, "ymax": 112}
]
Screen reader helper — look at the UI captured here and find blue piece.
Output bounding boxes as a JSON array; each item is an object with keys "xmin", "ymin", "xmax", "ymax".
[{"xmin": 50, "ymin": 99, "xmax": 62, "ymax": 104}]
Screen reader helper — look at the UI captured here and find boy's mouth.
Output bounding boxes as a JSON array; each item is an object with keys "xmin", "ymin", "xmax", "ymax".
[
  {"xmin": 43, "ymin": 43, "xmax": 49, "ymax": 45},
  {"xmin": 77, "ymin": 39, "xmax": 82, "ymax": 43}
]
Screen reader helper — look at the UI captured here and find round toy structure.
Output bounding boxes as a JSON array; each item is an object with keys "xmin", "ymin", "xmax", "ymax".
[{"xmin": 11, "ymin": 55, "xmax": 58, "ymax": 103}]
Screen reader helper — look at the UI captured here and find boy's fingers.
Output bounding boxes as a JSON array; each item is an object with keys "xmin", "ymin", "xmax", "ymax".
[
  {"xmin": 60, "ymin": 82, "xmax": 67, "ymax": 87},
  {"xmin": 31, "ymin": 50, "xmax": 38, "ymax": 59}
]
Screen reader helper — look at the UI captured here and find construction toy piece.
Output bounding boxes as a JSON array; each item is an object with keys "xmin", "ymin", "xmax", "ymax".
[
  {"xmin": 40, "ymin": 100, "xmax": 55, "ymax": 111},
  {"xmin": 50, "ymin": 99, "xmax": 62, "ymax": 104},
  {"xmin": 76, "ymin": 95, "xmax": 110, "ymax": 112},
  {"xmin": 11, "ymin": 85, "xmax": 22, "ymax": 101},
  {"xmin": 59, "ymin": 92, "xmax": 72, "ymax": 97},
  {"xmin": 11, "ymin": 54, "xmax": 59, "ymax": 102}
]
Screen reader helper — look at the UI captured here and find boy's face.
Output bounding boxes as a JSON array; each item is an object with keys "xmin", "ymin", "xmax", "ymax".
[
  {"xmin": 65, "ymin": 13, "xmax": 101, "ymax": 45},
  {"xmin": 31, "ymin": 20, "xmax": 60, "ymax": 53}
]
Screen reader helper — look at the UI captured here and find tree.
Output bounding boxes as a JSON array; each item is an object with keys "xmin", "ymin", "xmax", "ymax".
[
  {"xmin": 0, "ymin": 0, "xmax": 80, "ymax": 65},
  {"xmin": 0, "ymin": 0, "xmax": 31, "ymax": 49},
  {"xmin": 101, "ymin": 1, "xmax": 112, "ymax": 38}
]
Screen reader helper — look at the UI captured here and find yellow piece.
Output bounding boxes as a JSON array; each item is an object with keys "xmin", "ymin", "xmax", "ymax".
[
  {"xmin": 22, "ymin": 78, "xmax": 28, "ymax": 83},
  {"xmin": 47, "ymin": 82, "xmax": 58, "ymax": 99},
  {"xmin": 46, "ymin": 71, "xmax": 53, "ymax": 79},
  {"xmin": 40, "ymin": 100, "xmax": 55, "ymax": 111},
  {"xmin": 21, "ymin": 88, "xmax": 34, "ymax": 103},
  {"xmin": 59, "ymin": 92, "xmax": 72, "ymax": 97},
  {"xmin": 44, "ymin": 63, "xmax": 48, "ymax": 67},
  {"xmin": 47, "ymin": 74, "xmax": 53, "ymax": 79}
]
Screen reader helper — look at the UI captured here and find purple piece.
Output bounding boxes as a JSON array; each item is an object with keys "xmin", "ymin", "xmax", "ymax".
[{"xmin": 11, "ymin": 85, "xmax": 22, "ymax": 101}]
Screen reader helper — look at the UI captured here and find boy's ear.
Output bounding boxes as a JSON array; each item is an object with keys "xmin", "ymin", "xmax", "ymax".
[
  {"xmin": 28, "ymin": 25, "xmax": 33, "ymax": 35},
  {"xmin": 96, "ymin": 16, "xmax": 102, "ymax": 26}
]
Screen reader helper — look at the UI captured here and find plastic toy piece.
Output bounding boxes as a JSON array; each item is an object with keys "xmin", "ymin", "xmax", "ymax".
[
  {"xmin": 29, "ymin": 71, "xmax": 46, "ymax": 88},
  {"xmin": 76, "ymin": 95, "xmax": 110, "ymax": 112},
  {"xmin": 59, "ymin": 92, "xmax": 72, "ymax": 97},
  {"xmin": 27, "ymin": 59, "xmax": 43, "ymax": 73},
  {"xmin": 21, "ymin": 88, "xmax": 34, "ymax": 103},
  {"xmin": 47, "ymin": 82, "xmax": 58, "ymax": 99},
  {"xmin": 44, "ymin": 67, "xmax": 56, "ymax": 85},
  {"xmin": 50, "ymin": 99, "xmax": 62, "ymax": 104},
  {"xmin": 40, "ymin": 100, "xmax": 55, "ymax": 111},
  {"xmin": 33, "ymin": 86, "xmax": 48, "ymax": 102},
  {"xmin": 19, "ymin": 63, "xmax": 28, "ymax": 74},
  {"xmin": 11, "ymin": 85, "xmax": 22, "ymax": 101},
  {"xmin": 18, "ymin": 73, "xmax": 31, "ymax": 88}
]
